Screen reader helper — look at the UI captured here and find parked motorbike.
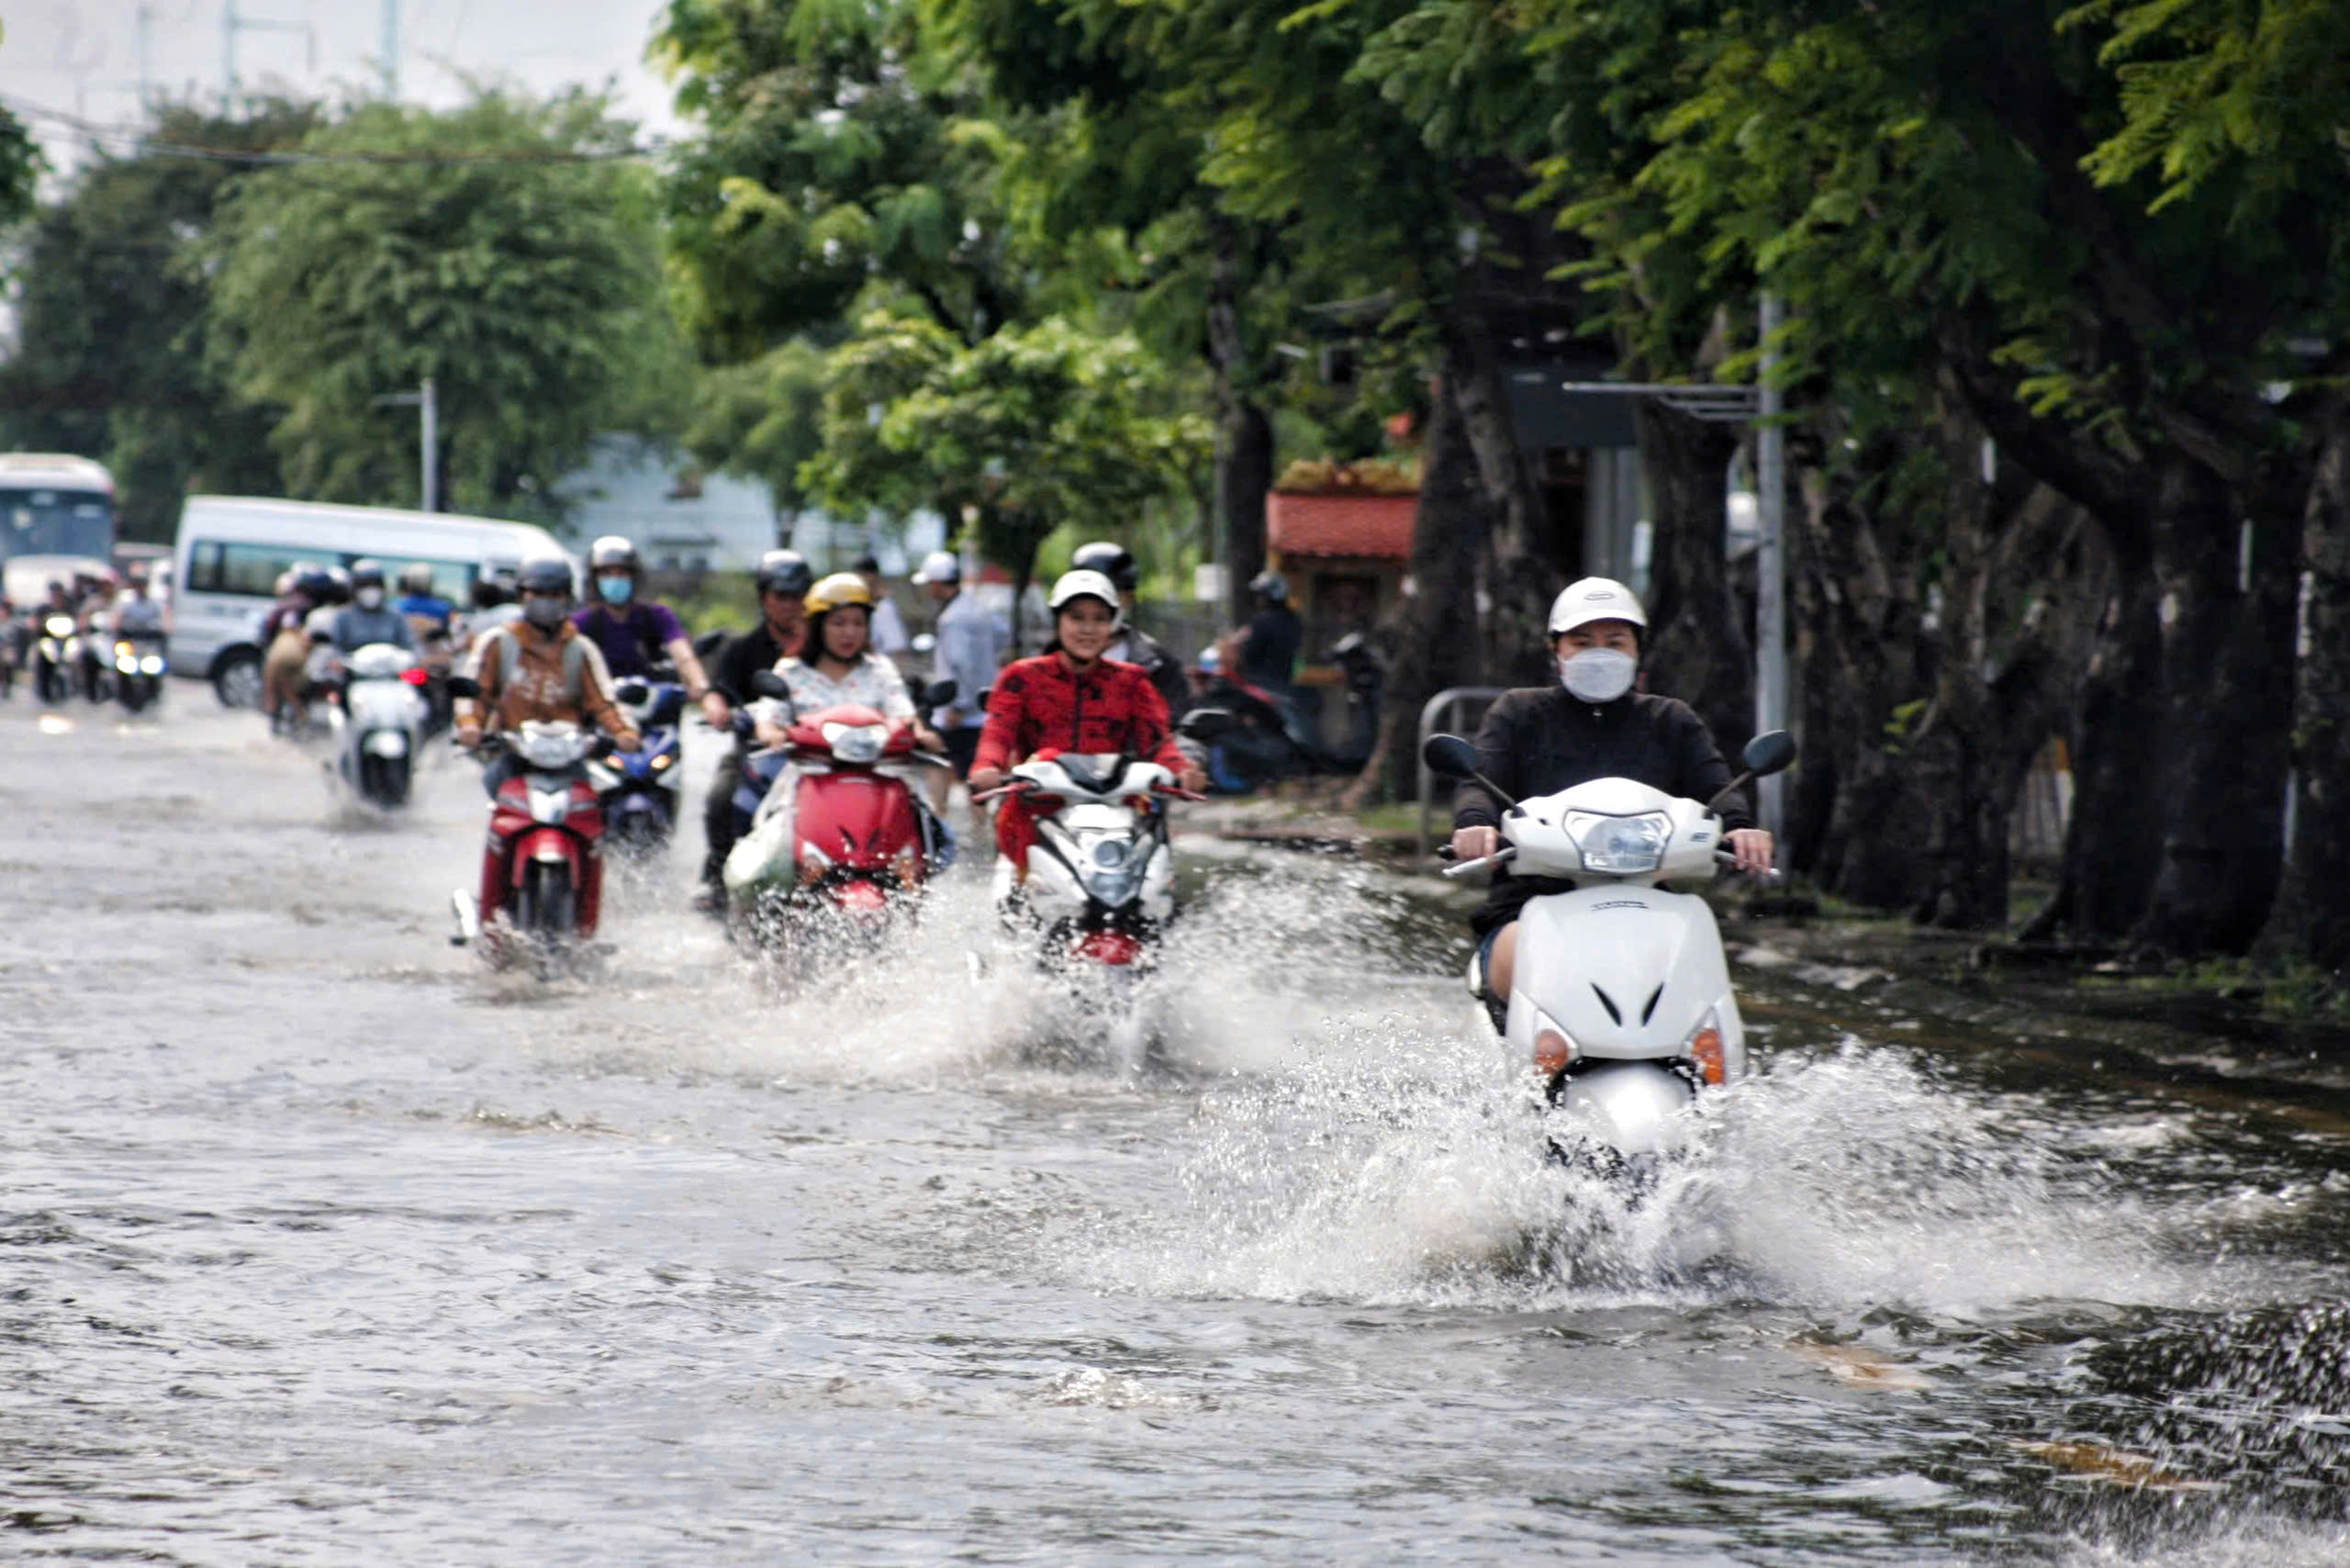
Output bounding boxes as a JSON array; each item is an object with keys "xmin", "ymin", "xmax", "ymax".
[
  {"xmin": 981, "ymin": 707, "xmax": 1230, "ymax": 973},
  {"xmin": 111, "ymin": 633, "xmax": 168, "ymax": 713},
  {"xmin": 31, "ymin": 610, "xmax": 76, "ymax": 705},
  {"xmin": 722, "ymin": 672, "xmax": 957, "ymax": 948},
  {"xmin": 1423, "ymin": 728, "xmax": 1798, "ymax": 1165},
  {"xmin": 444, "ymin": 678, "xmax": 611, "ymax": 976},
  {"xmin": 589, "ymin": 678, "xmax": 687, "ymax": 855},
  {"xmin": 330, "ymin": 643, "xmax": 431, "ymax": 809}
]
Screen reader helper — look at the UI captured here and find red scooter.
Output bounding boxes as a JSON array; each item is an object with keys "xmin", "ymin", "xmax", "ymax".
[
  {"xmin": 444, "ymin": 678, "xmax": 611, "ymax": 975},
  {"xmin": 720, "ymin": 674, "xmax": 956, "ymax": 947}
]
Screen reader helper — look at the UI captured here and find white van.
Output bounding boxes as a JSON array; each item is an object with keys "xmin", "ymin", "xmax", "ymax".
[{"xmin": 172, "ymin": 496, "xmax": 566, "ymax": 707}]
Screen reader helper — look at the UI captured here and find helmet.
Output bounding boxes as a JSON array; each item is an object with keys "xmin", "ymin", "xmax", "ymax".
[
  {"xmin": 1069, "ymin": 541, "xmax": 1137, "ymax": 593},
  {"xmin": 804, "ymin": 571, "xmax": 878, "ymax": 615},
  {"xmin": 400, "ymin": 563, "xmax": 434, "ymax": 595},
  {"xmin": 518, "ymin": 556, "xmax": 576, "ymax": 599},
  {"xmin": 350, "ymin": 559, "xmax": 386, "ymax": 593},
  {"xmin": 755, "ymin": 548, "xmax": 813, "ymax": 598},
  {"xmin": 910, "ymin": 550, "xmax": 961, "ymax": 586},
  {"xmin": 588, "ymin": 535, "xmax": 640, "ymax": 573},
  {"xmin": 322, "ymin": 566, "xmax": 352, "ymax": 604},
  {"xmin": 274, "ymin": 570, "xmax": 297, "ymax": 597},
  {"xmin": 295, "ymin": 567, "xmax": 334, "ymax": 601},
  {"xmin": 853, "ymin": 552, "xmax": 883, "ymax": 576},
  {"xmin": 1248, "ymin": 570, "xmax": 1288, "ymax": 604},
  {"xmin": 1047, "ymin": 569, "xmax": 1120, "ymax": 613},
  {"xmin": 1546, "ymin": 577, "xmax": 1648, "ymax": 638}
]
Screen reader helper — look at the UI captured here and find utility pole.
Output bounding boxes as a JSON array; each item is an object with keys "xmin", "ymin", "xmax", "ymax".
[
  {"xmin": 223, "ymin": 0, "xmax": 314, "ymax": 113},
  {"xmin": 380, "ymin": 0, "xmax": 398, "ymax": 100},
  {"xmin": 1754, "ymin": 293, "xmax": 1788, "ymax": 841},
  {"xmin": 376, "ymin": 378, "xmax": 440, "ymax": 511},
  {"xmin": 138, "ymin": 6, "xmax": 154, "ymax": 102}
]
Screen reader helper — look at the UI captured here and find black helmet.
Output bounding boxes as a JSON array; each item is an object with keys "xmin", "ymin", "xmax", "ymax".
[
  {"xmin": 588, "ymin": 535, "xmax": 639, "ymax": 573},
  {"xmin": 1070, "ymin": 541, "xmax": 1137, "ymax": 594},
  {"xmin": 295, "ymin": 567, "xmax": 334, "ymax": 601},
  {"xmin": 350, "ymin": 558, "xmax": 386, "ymax": 592},
  {"xmin": 755, "ymin": 549, "xmax": 812, "ymax": 598},
  {"xmin": 518, "ymin": 556, "xmax": 575, "ymax": 598}
]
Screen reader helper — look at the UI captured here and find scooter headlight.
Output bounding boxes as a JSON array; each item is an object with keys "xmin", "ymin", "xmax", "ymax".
[
  {"xmin": 821, "ymin": 721, "xmax": 888, "ymax": 764},
  {"xmin": 649, "ymin": 750, "xmax": 674, "ymax": 771},
  {"xmin": 1564, "ymin": 810, "xmax": 1671, "ymax": 873},
  {"xmin": 44, "ymin": 615, "xmax": 74, "ymax": 637},
  {"xmin": 1071, "ymin": 831, "xmax": 1147, "ymax": 905},
  {"xmin": 140, "ymin": 655, "xmax": 165, "ymax": 675},
  {"xmin": 1682, "ymin": 1005, "xmax": 1728, "ymax": 1086}
]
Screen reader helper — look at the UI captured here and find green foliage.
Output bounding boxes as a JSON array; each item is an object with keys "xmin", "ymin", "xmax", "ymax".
[
  {"xmin": 0, "ymin": 99, "xmax": 321, "ymax": 539},
  {"xmin": 803, "ymin": 308, "xmax": 1210, "ymax": 599},
  {"xmin": 0, "ymin": 106, "xmax": 38, "ymax": 228},
  {"xmin": 684, "ymin": 337, "xmax": 832, "ymax": 520},
  {"xmin": 207, "ymin": 90, "xmax": 688, "ymax": 519}
]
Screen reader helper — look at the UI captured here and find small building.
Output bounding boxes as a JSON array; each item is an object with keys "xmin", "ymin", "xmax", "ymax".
[{"xmin": 1264, "ymin": 479, "xmax": 1416, "ymax": 749}]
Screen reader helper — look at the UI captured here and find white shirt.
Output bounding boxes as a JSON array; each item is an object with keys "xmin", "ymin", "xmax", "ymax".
[
  {"xmin": 869, "ymin": 596, "xmax": 910, "ymax": 655},
  {"xmin": 754, "ymin": 652, "xmax": 915, "ymax": 726}
]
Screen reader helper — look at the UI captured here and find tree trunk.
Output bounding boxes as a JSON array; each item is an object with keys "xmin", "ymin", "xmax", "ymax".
[
  {"xmin": 1343, "ymin": 374, "xmax": 1491, "ymax": 808},
  {"xmin": 1207, "ymin": 217, "xmax": 1270, "ymax": 626},
  {"xmin": 2259, "ymin": 398, "xmax": 2350, "ymax": 971},
  {"xmin": 1442, "ymin": 311, "xmax": 1555, "ymax": 688},
  {"xmin": 2129, "ymin": 457, "xmax": 2297, "ymax": 955},
  {"xmin": 1637, "ymin": 399, "xmax": 1751, "ymax": 759}
]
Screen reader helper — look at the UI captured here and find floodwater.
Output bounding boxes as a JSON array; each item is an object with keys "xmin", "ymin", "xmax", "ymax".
[{"xmin": 6, "ymin": 692, "xmax": 2349, "ymax": 1565}]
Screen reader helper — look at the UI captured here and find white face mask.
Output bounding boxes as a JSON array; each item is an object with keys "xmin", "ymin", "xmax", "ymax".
[
  {"xmin": 1559, "ymin": 646, "xmax": 1637, "ymax": 703},
  {"xmin": 355, "ymin": 587, "xmax": 385, "ymax": 610}
]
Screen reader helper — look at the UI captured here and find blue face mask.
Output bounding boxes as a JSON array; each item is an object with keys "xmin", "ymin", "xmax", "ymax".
[{"xmin": 598, "ymin": 576, "xmax": 634, "ymax": 606}]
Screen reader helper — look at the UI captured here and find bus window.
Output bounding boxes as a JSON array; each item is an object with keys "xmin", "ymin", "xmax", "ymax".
[{"xmin": 0, "ymin": 487, "xmax": 115, "ymax": 561}]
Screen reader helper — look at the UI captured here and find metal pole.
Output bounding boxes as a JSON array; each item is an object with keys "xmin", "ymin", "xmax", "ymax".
[
  {"xmin": 139, "ymin": 6, "xmax": 154, "ymax": 102},
  {"xmin": 1754, "ymin": 294, "xmax": 1787, "ymax": 840},
  {"xmin": 380, "ymin": 0, "xmax": 397, "ymax": 99},
  {"xmin": 223, "ymin": 0, "xmax": 237, "ymax": 110},
  {"xmin": 420, "ymin": 377, "xmax": 438, "ymax": 512}
]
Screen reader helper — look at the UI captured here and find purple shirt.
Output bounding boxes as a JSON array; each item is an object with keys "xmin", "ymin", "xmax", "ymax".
[{"xmin": 569, "ymin": 600, "xmax": 686, "ymax": 679}]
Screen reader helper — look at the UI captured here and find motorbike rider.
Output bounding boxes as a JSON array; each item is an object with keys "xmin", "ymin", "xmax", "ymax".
[
  {"xmin": 1231, "ymin": 570, "xmax": 1303, "ymax": 700},
  {"xmin": 1448, "ymin": 577, "xmax": 1775, "ymax": 1006},
  {"xmin": 1069, "ymin": 541, "xmax": 1192, "ymax": 724},
  {"xmin": 329, "ymin": 560, "xmax": 416, "ymax": 654},
  {"xmin": 397, "ymin": 562, "xmax": 454, "ymax": 633},
  {"xmin": 912, "ymin": 550, "xmax": 1005, "ymax": 779},
  {"xmin": 697, "ymin": 548, "xmax": 813, "ymax": 912},
  {"xmin": 854, "ymin": 553, "xmax": 912, "ymax": 656},
  {"xmin": 453, "ymin": 556, "xmax": 640, "ymax": 795},
  {"xmin": 260, "ymin": 568, "xmax": 321, "ymax": 727},
  {"xmin": 968, "ymin": 570, "xmax": 1206, "ymax": 871},
  {"xmin": 109, "ymin": 569, "xmax": 167, "ymax": 639},
  {"xmin": 571, "ymin": 535, "xmax": 726, "ymax": 730},
  {"xmin": 750, "ymin": 572, "xmax": 941, "ymax": 749}
]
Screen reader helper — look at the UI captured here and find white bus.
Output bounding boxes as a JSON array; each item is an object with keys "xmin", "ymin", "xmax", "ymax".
[
  {"xmin": 172, "ymin": 496, "xmax": 566, "ymax": 707},
  {"xmin": 0, "ymin": 454, "xmax": 117, "ymax": 608}
]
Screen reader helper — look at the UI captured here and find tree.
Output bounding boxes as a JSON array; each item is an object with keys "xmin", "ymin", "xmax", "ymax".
[
  {"xmin": 207, "ymin": 90, "xmax": 687, "ymax": 519},
  {"xmin": 802, "ymin": 309, "xmax": 1209, "ymax": 646},
  {"xmin": 683, "ymin": 337, "xmax": 832, "ymax": 542},
  {"xmin": 0, "ymin": 101, "xmax": 320, "ymax": 538}
]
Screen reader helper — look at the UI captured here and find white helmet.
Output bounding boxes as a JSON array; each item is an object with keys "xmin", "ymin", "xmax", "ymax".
[
  {"xmin": 910, "ymin": 550, "xmax": 962, "ymax": 585},
  {"xmin": 1047, "ymin": 569, "xmax": 1120, "ymax": 612},
  {"xmin": 1547, "ymin": 577, "xmax": 1648, "ymax": 638}
]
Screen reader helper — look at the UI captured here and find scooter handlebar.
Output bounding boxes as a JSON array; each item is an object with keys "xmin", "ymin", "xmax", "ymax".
[
  {"xmin": 1441, "ymin": 847, "xmax": 1516, "ymax": 879},
  {"xmin": 1716, "ymin": 849, "xmax": 1784, "ymax": 880}
]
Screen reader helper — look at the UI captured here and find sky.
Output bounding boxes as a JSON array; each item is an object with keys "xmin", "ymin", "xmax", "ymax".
[{"xmin": 1, "ymin": 0, "xmax": 687, "ymax": 178}]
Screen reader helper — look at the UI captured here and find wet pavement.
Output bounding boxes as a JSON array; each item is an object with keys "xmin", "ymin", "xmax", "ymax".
[{"xmin": 5, "ymin": 690, "xmax": 2348, "ymax": 1564}]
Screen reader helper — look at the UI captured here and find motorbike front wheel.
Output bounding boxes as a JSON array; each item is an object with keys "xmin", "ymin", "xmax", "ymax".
[
  {"xmin": 513, "ymin": 859, "xmax": 576, "ymax": 979},
  {"xmin": 359, "ymin": 752, "xmax": 412, "ymax": 808},
  {"xmin": 35, "ymin": 659, "xmax": 65, "ymax": 705}
]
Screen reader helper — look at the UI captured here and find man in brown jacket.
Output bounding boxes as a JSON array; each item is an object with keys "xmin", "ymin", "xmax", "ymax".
[{"xmin": 454, "ymin": 556, "xmax": 639, "ymax": 792}]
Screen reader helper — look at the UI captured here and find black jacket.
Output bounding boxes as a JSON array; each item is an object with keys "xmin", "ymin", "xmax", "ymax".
[
  {"xmin": 711, "ymin": 622, "xmax": 792, "ymax": 705},
  {"xmin": 1114, "ymin": 625, "xmax": 1191, "ymax": 722},
  {"xmin": 1451, "ymin": 686, "xmax": 1752, "ymax": 935}
]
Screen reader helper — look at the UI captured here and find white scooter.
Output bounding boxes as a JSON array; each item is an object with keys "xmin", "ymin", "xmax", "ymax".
[
  {"xmin": 1424, "ymin": 729, "xmax": 1797, "ymax": 1162},
  {"xmin": 331, "ymin": 642, "xmax": 431, "ymax": 809}
]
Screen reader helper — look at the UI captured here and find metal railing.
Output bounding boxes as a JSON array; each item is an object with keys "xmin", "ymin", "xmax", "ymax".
[{"xmin": 1416, "ymin": 686, "xmax": 1506, "ymax": 858}]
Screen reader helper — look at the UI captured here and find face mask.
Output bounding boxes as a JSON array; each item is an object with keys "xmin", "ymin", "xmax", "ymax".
[
  {"xmin": 355, "ymin": 587, "xmax": 385, "ymax": 610},
  {"xmin": 1559, "ymin": 646, "xmax": 1637, "ymax": 704},
  {"xmin": 599, "ymin": 576, "xmax": 634, "ymax": 606},
  {"xmin": 523, "ymin": 595, "xmax": 567, "ymax": 629}
]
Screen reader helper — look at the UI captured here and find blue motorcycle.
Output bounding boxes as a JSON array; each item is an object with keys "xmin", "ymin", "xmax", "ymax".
[{"xmin": 593, "ymin": 678, "xmax": 687, "ymax": 854}]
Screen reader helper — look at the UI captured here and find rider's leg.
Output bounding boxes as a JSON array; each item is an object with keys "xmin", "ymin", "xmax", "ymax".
[{"xmin": 1486, "ymin": 921, "xmax": 1520, "ymax": 1003}]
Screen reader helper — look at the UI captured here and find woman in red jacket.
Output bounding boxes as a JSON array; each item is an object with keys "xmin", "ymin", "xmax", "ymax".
[{"xmin": 970, "ymin": 570, "xmax": 1207, "ymax": 863}]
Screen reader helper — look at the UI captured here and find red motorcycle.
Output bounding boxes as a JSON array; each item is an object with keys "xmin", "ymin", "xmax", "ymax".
[
  {"xmin": 445, "ymin": 703, "xmax": 611, "ymax": 975},
  {"xmin": 720, "ymin": 676, "xmax": 954, "ymax": 948}
]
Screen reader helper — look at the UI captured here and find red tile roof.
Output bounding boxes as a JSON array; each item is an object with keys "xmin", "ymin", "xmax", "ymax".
[{"xmin": 1265, "ymin": 491, "xmax": 1417, "ymax": 560}]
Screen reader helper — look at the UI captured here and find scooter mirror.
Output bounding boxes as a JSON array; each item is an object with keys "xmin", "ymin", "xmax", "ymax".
[
  {"xmin": 1178, "ymin": 706, "xmax": 1237, "ymax": 742},
  {"xmin": 1422, "ymin": 734, "xmax": 1480, "ymax": 778},
  {"xmin": 750, "ymin": 669, "xmax": 792, "ymax": 700},
  {"xmin": 445, "ymin": 674, "xmax": 480, "ymax": 700},
  {"xmin": 923, "ymin": 678, "xmax": 958, "ymax": 710},
  {"xmin": 1741, "ymin": 729, "xmax": 1797, "ymax": 777}
]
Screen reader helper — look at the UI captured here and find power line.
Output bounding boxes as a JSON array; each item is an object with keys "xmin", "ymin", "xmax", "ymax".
[{"xmin": 0, "ymin": 94, "xmax": 667, "ymax": 167}]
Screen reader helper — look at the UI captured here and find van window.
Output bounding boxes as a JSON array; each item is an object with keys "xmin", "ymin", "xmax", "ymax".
[
  {"xmin": 185, "ymin": 540, "xmax": 328, "ymax": 597},
  {"xmin": 374, "ymin": 556, "xmax": 477, "ymax": 602}
]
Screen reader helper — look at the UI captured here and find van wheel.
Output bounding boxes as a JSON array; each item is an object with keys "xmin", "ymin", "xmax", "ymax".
[{"xmin": 213, "ymin": 649, "xmax": 263, "ymax": 709}]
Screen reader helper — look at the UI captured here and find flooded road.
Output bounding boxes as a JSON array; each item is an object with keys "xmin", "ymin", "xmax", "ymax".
[{"xmin": 6, "ymin": 692, "xmax": 2349, "ymax": 1564}]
